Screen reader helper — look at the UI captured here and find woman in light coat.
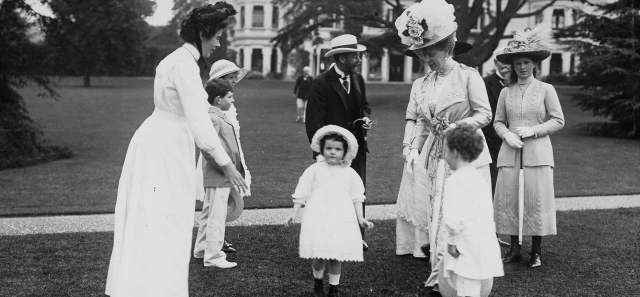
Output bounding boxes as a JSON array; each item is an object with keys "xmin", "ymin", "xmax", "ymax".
[
  {"xmin": 494, "ymin": 25, "xmax": 564, "ymax": 268},
  {"xmin": 395, "ymin": 0, "xmax": 493, "ymax": 292}
]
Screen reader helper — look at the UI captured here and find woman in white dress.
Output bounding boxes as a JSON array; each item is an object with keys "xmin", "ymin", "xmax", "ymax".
[{"xmin": 105, "ymin": 3, "xmax": 247, "ymax": 296}]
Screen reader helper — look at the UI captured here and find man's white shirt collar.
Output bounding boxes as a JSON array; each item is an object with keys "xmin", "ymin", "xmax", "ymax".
[{"xmin": 334, "ymin": 66, "xmax": 351, "ymax": 93}]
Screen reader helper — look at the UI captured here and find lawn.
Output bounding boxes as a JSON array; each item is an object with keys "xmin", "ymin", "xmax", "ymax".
[
  {"xmin": 0, "ymin": 208, "xmax": 638, "ymax": 296},
  {"xmin": 1, "ymin": 77, "xmax": 639, "ymax": 216}
]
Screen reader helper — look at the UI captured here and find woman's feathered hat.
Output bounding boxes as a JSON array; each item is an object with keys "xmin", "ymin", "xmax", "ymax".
[
  {"xmin": 310, "ymin": 125, "xmax": 359, "ymax": 166},
  {"xmin": 496, "ymin": 24, "xmax": 556, "ymax": 64},
  {"xmin": 395, "ymin": 0, "xmax": 472, "ymax": 56}
]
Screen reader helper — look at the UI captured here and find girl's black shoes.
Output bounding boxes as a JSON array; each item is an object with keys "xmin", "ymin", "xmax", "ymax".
[
  {"xmin": 314, "ymin": 278, "xmax": 325, "ymax": 297},
  {"xmin": 528, "ymin": 253, "xmax": 542, "ymax": 268},
  {"xmin": 327, "ymin": 285, "xmax": 340, "ymax": 297},
  {"xmin": 502, "ymin": 250, "xmax": 522, "ymax": 263}
]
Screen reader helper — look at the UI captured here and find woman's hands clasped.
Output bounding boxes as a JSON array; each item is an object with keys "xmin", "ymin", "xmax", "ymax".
[
  {"xmin": 503, "ymin": 132, "xmax": 524, "ymax": 149},
  {"xmin": 515, "ymin": 126, "xmax": 535, "ymax": 138}
]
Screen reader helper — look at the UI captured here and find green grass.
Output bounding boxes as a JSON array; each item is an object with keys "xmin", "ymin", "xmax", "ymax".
[
  {"xmin": 0, "ymin": 208, "xmax": 638, "ymax": 296},
  {"xmin": 1, "ymin": 77, "xmax": 639, "ymax": 216}
]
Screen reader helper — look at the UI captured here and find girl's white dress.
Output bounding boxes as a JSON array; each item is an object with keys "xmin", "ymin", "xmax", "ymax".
[
  {"xmin": 438, "ymin": 166, "xmax": 504, "ymax": 297},
  {"xmin": 293, "ymin": 161, "xmax": 366, "ymax": 262}
]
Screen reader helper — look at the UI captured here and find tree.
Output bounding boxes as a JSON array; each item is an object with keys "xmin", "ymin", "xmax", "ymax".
[
  {"xmin": 559, "ymin": 0, "xmax": 640, "ymax": 137},
  {"xmin": 0, "ymin": 0, "xmax": 71, "ymax": 169},
  {"xmin": 272, "ymin": 0, "xmax": 558, "ymax": 67},
  {"xmin": 42, "ymin": 0, "xmax": 155, "ymax": 87}
]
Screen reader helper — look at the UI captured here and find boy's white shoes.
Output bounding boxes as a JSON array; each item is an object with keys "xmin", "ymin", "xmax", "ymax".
[{"xmin": 204, "ymin": 259, "xmax": 237, "ymax": 269}]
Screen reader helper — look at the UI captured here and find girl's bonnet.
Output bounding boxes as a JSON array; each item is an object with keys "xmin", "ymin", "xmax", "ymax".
[{"xmin": 310, "ymin": 125, "xmax": 359, "ymax": 167}]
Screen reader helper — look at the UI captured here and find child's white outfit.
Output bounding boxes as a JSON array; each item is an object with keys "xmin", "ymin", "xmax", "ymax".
[
  {"xmin": 438, "ymin": 166, "xmax": 504, "ymax": 297},
  {"xmin": 293, "ymin": 160, "xmax": 366, "ymax": 262}
]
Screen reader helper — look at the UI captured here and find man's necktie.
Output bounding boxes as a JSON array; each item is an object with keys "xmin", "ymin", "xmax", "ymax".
[{"xmin": 341, "ymin": 76, "xmax": 349, "ymax": 93}]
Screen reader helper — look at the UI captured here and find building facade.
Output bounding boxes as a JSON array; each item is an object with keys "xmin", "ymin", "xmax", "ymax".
[{"xmin": 229, "ymin": 0, "xmax": 605, "ymax": 81}]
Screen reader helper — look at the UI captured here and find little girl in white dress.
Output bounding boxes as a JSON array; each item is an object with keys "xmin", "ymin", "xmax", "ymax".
[{"xmin": 285, "ymin": 125, "xmax": 374, "ymax": 297}]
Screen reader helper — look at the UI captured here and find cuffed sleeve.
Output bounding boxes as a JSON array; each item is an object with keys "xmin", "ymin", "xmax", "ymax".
[
  {"xmin": 349, "ymin": 169, "xmax": 366, "ymax": 203},
  {"xmin": 292, "ymin": 166, "xmax": 314, "ymax": 205},
  {"xmin": 493, "ymin": 88, "xmax": 510, "ymax": 138},
  {"xmin": 457, "ymin": 72, "xmax": 492, "ymax": 130},
  {"xmin": 173, "ymin": 61, "xmax": 231, "ymax": 166},
  {"xmin": 531, "ymin": 85, "xmax": 565, "ymax": 138}
]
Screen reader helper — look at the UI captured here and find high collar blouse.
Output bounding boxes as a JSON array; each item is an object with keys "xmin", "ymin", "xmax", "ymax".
[{"xmin": 153, "ymin": 43, "xmax": 231, "ymax": 166}]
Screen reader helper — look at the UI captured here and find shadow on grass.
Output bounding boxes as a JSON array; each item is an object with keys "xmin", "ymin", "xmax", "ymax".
[{"xmin": 1, "ymin": 208, "xmax": 639, "ymax": 296}]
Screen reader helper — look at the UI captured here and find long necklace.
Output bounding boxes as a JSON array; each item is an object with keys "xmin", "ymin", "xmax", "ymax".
[{"xmin": 517, "ymin": 79, "xmax": 532, "ymax": 120}]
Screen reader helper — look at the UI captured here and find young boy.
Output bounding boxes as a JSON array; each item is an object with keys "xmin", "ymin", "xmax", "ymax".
[{"xmin": 193, "ymin": 79, "xmax": 246, "ymax": 268}]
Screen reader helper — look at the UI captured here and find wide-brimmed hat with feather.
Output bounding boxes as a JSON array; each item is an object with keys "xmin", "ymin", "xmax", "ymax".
[
  {"xmin": 496, "ymin": 24, "xmax": 556, "ymax": 64},
  {"xmin": 395, "ymin": 0, "xmax": 473, "ymax": 57},
  {"xmin": 310, "ymin": 125, "xmax": 359, "ymax": 166}
]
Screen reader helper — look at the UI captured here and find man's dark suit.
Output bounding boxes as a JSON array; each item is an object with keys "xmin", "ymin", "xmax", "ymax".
[
  {"xmin": 305, "ymin": 67, "xmax": 371, "ymax": 183},
  {"xmin": 305, "ymin": 67, "xmax": 371, "ymax": 236},
  {"xmin": 482, "ymin": 72, "xmax": 505, "ymax": 195}
]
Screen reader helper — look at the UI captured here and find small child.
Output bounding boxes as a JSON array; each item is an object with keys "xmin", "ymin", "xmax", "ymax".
[
  {"xmin": 193, "ymin": 79, "xmax": 246, "ymax": 269},
  {"xmin": 208, "ymin": 59, "xmax": 249, "ymax": 253},
  {"xmin": 284, "ymin": 125, "xmax": 374, "ymax": 297},
  {"xmin": 438, "ymin": 124, "xmax": 504, "ymax": 297}
]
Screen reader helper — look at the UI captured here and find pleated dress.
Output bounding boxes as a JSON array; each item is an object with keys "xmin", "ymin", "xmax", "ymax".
[{"xmin": 105, "ymin": 44, "xmax": 231, "ymax": 297}]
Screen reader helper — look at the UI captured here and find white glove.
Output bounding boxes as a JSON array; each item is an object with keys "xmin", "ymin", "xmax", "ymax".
[
  {"xmin": 405, "ymin": 149, "xmax": 419, "ymax": 174},
  {"xmin": 402, "ymin": 147, "xmax": 411, "ymax": 161},
  {"xmin": 504, "ymin": 132, "xmax": 524, "ymax": 148}
]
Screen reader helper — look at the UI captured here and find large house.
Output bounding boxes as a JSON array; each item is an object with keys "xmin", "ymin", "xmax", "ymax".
[{"xmin": 228, "ymin": 0, "xmax": 606, "ymax": 81}]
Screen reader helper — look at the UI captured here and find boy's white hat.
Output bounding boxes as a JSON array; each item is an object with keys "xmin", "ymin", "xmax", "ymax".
[
  {"xmin": 209, "ymin": 59, "xmax": 248, "ymax": 82},
  {"xmin": 310, "ymin": 125, "xmax": 359, "ymax": 166},
  {"xmin": 324, "ymin": 34, "xmax": 367, "ymax": 57},
  {"xmin": 226, "ymin": 189, "xmax": 244, "ymax": 222}
]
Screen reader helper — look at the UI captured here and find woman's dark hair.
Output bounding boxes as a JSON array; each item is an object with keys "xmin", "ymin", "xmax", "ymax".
[
  {"xmin": 204, "ymin": 78, "xmax": 233, "ymax": 105},
  {"xmin": 179, "ymin": 2, "xmax": 236, "ymax": 43},
  {"xmin": 509, "ymin": 54, "xmax": 538, "ymax": 82},
  {"xmin": 320, "ymin": 133, "xmax": 348, "ymax": 154},
  {"xmin": 415, "ymin": 33, "xmax": 456, "ymax": 58},
  {"xmin": 445, "ymin": 123, "xmax": 484, "ymax": 162}
]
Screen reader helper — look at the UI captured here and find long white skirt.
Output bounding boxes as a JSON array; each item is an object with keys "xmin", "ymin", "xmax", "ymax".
[{"xmin": 106, "ymin": 109, "xmax": 197, "ymax": 297}]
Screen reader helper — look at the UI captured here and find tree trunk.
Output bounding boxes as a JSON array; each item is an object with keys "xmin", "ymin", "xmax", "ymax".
[{"xmin": 83, "ymin": 71, "xmax": 91, "ymax": 87}]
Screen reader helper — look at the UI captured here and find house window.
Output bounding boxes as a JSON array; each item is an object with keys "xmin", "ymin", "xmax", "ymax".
[
  {"xmin": 550, "ymin": 53, "xmax": 563, "ymax": 74},
  {"xmin": 552, "ymin": 9, "xmax": 565, "ymax": 29},
  {"xmin": 386, "ymin": 8, "xmax": 394, "ymax": 22},
  {"xmin": 253, "ymin": 6, "xmax": 264, "ymax": 28},
  {"xmin": 535, "ymin": 12, "xmax": 543, "ymax": 24},
  {"xmin": 318, "ymin": 13, "xmax": 333, "ymax": 28},
  {"xmin": 471, "ymin": 13, "xmax": 484, "ymax": 30},
  {"xmin": 240, "ymin": 6, "xmax": 245, "ymax": 28},
  {"xmin": 272, "ymin": 6, "xmax": 279, "ymax": 28}
]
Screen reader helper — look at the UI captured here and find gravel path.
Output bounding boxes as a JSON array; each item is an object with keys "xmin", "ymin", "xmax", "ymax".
[{"xmin": 1, "ymin": 195, "xmax": 639, "ymax": 236}]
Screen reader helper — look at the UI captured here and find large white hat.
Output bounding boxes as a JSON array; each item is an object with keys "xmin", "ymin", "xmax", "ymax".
[
  {"xmin": 395, "ymin": 0, "xmax": 472, "ymax": 56},
  {"xmin": 496, "ymin": 24, "xmax": 555, "ymax": 64},
  {"xmin": 324, "ymin": 34, "xmax": 367, "ymax": 57},
  {"xmin": 208, "ymin": 59, "xmax": 248, "ymax": 82},
  {"xmin": 310, "ymin": 125, "xmax": 359, "ymax": 166}
]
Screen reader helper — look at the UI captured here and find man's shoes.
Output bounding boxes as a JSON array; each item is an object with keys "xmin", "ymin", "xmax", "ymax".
[
  {"xmin": 528, "ymin": 253, "xmax": 542, "ymax": 268},
  {"xmin": 362, "ymin": 240, "xmax": 369, "ymax": 252},
  {"xmin": 426, "ymin": 286, "xmax": 442, "ymax": 297},
  {"xmin": 497, "ymin": 238, "xmax": 511, "ymax": 247},
  {"xmin": 420, "ymin": 243, "xmax": 431, "ymax": 259},
  {"xmin": 502, "ymin": 250, "xmax": 523, "ymax": 263},
  {"xmin": 313, "ymin": 278, "xmax": 326, "ymax": 297},
  {"xmin": 222, "ymin": 241, "xmax": 237, "ymax": 253},
  {"xmin": 327, "ymin": 284, "xmax": 340, "ymax": 297},
  {"xmin": 204, "ymin": 259, "xmax": 237, "ymax": 269}
]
